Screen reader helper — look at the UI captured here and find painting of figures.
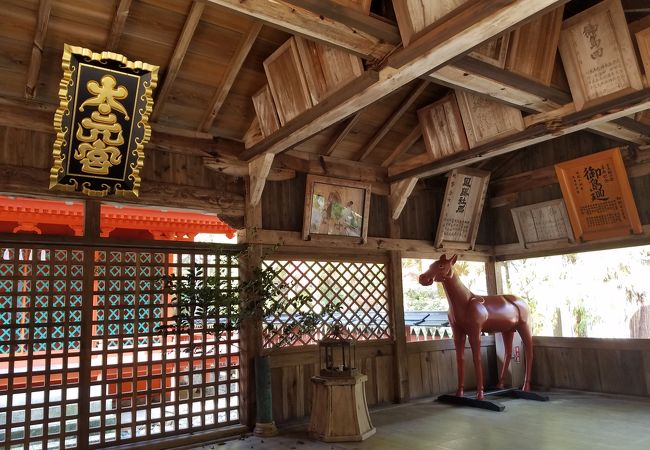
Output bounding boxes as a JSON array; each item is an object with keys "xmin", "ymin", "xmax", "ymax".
[{"xmin": 302, "ymin": 175, "xmax": 371, "ymax": 242}]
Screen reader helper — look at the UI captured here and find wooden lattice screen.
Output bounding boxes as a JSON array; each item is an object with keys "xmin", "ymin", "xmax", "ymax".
[
  {"xmin": 0, "ymin": 242, "xmax": 241, "ymax": 450},
  {"xmin": 262, "ymin": 259, "xmax": 391, "ymax": 348}
]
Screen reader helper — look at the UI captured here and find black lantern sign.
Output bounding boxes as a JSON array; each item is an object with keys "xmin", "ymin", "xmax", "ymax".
[{"xmin": 50, "ymin": 44, "xmax": 158, "ymax": 197}]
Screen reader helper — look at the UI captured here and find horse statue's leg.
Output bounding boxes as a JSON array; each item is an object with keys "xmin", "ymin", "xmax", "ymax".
[
  {"xmin": 452, "ymin": 327, "xmax": 466, "ymax": 396},
  {"xmin": 517, "ymin": 322, "xmax": 534, "ymax": 391},
  {"xmin": 467, "ymin": 330, "xmax": 484, "ymax": 400},
  {"xmin": 496, "ymin": 330, "xmax": 514, "ymax": 389}
]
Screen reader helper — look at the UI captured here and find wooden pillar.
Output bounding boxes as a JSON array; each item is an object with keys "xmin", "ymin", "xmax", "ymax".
[
  {"xmin": 387, "ymin": 216, "xmax": 409, "ymax": 403},
  {"xmin": 239, "ymin": 178, "xmax": 264, "ymax": 428},
  {"xmin": 78, "ymin": 199, "xmax": 101, "ymax": 445},
  {"xmin": 485, "ymin": 257, "xmax": 503, "ymax": 296}
]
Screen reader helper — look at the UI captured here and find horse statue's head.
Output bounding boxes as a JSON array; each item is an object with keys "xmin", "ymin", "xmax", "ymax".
[{"xmin": 418, "ymin": 254, "xmax": 458, "ymax": 286}]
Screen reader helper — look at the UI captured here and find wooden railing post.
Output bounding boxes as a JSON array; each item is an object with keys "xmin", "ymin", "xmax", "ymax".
[{"xmin": 485, "ymin": 257, "xmax": 503, "ymax": 295}]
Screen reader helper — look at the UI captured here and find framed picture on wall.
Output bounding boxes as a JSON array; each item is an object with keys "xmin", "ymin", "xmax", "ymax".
[
  {"xmin": 434, "ymin": 167, "xmax": 490, "ymax": 250},
  {"xmin": 511, "ymin": 199, "xmax": 574, "ymax": 248},
  {"xmin": 555, "ymin": 147, "xmax": 642, "ymax": 242},
  {"xmin": 302, "ymin": 175, "xmax": 371, "ymax": 243}
]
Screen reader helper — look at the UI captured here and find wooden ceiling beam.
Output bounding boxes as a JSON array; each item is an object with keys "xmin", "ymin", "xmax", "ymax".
[
  {"xmin": 388, "ymin": 88, "xmax": 650, "ymax": 181},
  {"xmin": 238, "ymin": 0, "xmax": 565, "ymax": 161},
  {"xmin": 381, "ymin": 124, "xmax": 422, "ymax": 168},
  {"xmin": 25, "ymin": 0, "xmax": 52, "ymax": 99},
  {"xmin": 285, "ymin": 0, "xmax": 401, "ymax": 45},
  {"xmin": 323, "ymin": 112, "xmax": 363, "ymax": 157},
  {"xmin": 151, "ymin": 0, "xmax": 206, "ymax": 122},
  {"xmin": 357, "ymin": 79, "xmax": 429, "ymax": 161},
  {"xmin": 206, "ymin": 0, "xmax": 394, "ymax": 60},
  {"xmin": 105, "ymin": 0, "xmax": 133, "ymax": 51},
  {"xmin": 199, "ymin": 22, "xmax": 263, "ymax": 132},
  {"xmin": 429, "ymin": 56, "xmax": 650, "ymax": 145}
]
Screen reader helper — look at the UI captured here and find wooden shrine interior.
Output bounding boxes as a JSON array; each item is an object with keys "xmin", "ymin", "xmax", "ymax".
[{"xmin": 2, "ymin": 0, "xmax": 650, "ymax": 432}]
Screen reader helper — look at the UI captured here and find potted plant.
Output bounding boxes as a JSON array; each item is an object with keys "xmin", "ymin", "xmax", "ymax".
[{"xmin": 157, "ymin": 248, "xmax": 340, "ymax": 436}]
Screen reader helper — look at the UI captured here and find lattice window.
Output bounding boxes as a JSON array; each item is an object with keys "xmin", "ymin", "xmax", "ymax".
[
  {"xmin": 88, "ymin": 249, "xmax": 240, "ymax": 448},
  {"xmin": 0, "ymin": 242, "xmax": 241, "ymax": 450},
  {"xmin": 262, "ymin": 259, "xmax": 391, "ymax": 347},
  {"xmin": 0, "ymin": 245, "xmax": 84, "ymax": 450}
]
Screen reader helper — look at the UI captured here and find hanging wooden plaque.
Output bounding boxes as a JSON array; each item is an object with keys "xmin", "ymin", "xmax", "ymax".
[
  {"xmin": 558, "ymin": 0, "xmax": 643, "ymax": 111},
  {"xmin": 417, "ymin": 93, "xmax": 469, "ymax": 161},
  {"xmin": 511, "ymin": 199, "xmax": 574, "ymax": 248},
  {"xmin": 50, "ymin": 44, "xmax": 158, "ymax": 197},
  {"xmin": 434, "ymin": 167, "xmax": 490, "ymax": 250},
  {"xmin": 555, "ymin": 148, "xmax": 642, "ymax": 242}
]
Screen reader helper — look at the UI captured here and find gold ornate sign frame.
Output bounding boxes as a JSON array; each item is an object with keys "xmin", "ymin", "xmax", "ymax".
[{"xmin": 50, "ymin": 44, "xmax": 159, "ymax": 197}]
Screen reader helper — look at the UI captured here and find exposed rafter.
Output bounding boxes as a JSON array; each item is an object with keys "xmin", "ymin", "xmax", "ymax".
[
  {"xmin": 206, "ymin": 0, "xmax": 394, "ymax": 60},
  {"xmin": 381, "ymin": 125, "xmax": 422, "ymax": 168},
  {"xmin": 151, "ymin": 0, "xmax": 206, "ymax": 122},
  {"xmin": 389, "ymin": 89, "xmax": 650, "ymax": 181},
  {"xmin": 25, "ymin": 0, "xmax": 52, "ymax": 99},
  {"xmin": 105, "ymin": 0, "xmax": 134, "ymax": 51},
  {"xmin": 357, "ymin": 80, "xmax": 429, "ymax": 162},
  {"xmin": 323, "ymin": 112, "xmax": 363, "ymax": 157},
  {"xmin": 429, "ymin": 56, "xmax": 650, "ymax": 144},
  {"xmin": 238, "ymin": 0, "xmax": 566, "ymax": 161},
  {"xmin": 199, "ymin": 22, "xmax": 263, "ymax": 132}
]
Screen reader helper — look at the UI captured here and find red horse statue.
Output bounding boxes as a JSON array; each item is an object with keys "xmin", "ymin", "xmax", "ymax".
[{"xmin": 419, "ymin": 254, "xmax": 533, "ymax": 400}]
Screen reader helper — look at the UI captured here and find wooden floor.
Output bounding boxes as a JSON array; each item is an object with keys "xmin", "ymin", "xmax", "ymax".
[{"xmin": 190, "ymin": 391, "xmax": 650, "ymax": 450}]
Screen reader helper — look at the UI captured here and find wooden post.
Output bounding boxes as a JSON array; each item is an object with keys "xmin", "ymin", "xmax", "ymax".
[
  {"xmin": 485, "ymin": 257, "xmax": 503, "ymax": 295},
  {"xmin": 78, "ymin": 199, "xmax": 101, "ymax": 446},
  {"xmin": 387, "ymin": 216, "xmax": 409, "ymax": 403},
  {"xmin": 239, "ymin": 178, "xmax": 277, "ymax": 434}
]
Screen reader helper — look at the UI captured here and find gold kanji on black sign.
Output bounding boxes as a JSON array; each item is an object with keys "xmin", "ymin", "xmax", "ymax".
[{"xmin": 50, "ymin": 44, "xmax": 159, "ymax": 197}]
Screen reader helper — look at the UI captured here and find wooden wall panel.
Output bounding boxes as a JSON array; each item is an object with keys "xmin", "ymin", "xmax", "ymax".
[
  {"xmin": 261, "ymin": 174, "xmax": 306, "ymax": 232},
  {"xmin": 368, "ymin": 193, "xmax": 388, "ymax": 238},
  {"xmin": 268, "ymin": 342, "xmax": 395, "ymax": 424},
  {"xmin": 406, "ymin": 337, "xmax": 497, "ymax": 399},
  {"xmin": 532, "ymin": 337, "xmax": 650, "ymax": 397},
  {"xmin": 398, "ymin": 187, "xmax": 444, "ymax": 241}
]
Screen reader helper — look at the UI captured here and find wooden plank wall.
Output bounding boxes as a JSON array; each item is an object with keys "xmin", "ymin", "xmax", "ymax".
[
  {"xmin": 407, "ymin": 337, "xmax": 497, "ymax": 399},
  {"xmin": 490, "ymin": 132, "xmax": 639, "ymax": 245},
  {"xmin": 268, "ymin": 338, "xmax": 499, "ymax": 423},
  {"xmin": 0, "ymin": 125, "xmax": 245, "ymax": 225},
  {"xmin": 268, "ymin": 341, "xmax": 396, "ymax": 424},
  {"xmin": 532, "ymin": 337, "xmax": 650, "ymax": 397}
]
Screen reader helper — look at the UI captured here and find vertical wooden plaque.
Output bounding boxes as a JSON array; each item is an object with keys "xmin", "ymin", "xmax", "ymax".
[
  {"xmin": 417, "ymin": 93, "xmax": 469, "ymax": 162},
  {"xmin": 558, "ymin": 0, "xmax": 643, "ymax": 111},
  {"xmin": 434, "ymin": 168, "xmax": 490, "ymax": 250},
  {"xmin": 554, "ymin": 147, "xmax": 642, "ymax": 242}
]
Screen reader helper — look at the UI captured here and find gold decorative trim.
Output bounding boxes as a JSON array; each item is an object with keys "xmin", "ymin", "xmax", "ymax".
[{"xmin": 50, "ymin": 44, "xmax": 159, "ymax": 198}]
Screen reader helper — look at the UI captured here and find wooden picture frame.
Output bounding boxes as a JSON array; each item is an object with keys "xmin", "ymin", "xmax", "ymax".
[
  {"xmin": 511, "ymin": 199, "xmax": 575, "ymax": 249},
  {"xmin": 252, "ymin": 84, "xmax": 280, "ymax": 137},
  {"xmin": 294, "ymin": 36, "xmax": 364, "ymax": 105},
  {"xmin": 506, "ymin": 5, "xmax": 564, "ymax": 85},
  {"xmin": 302, "ymin": 175, "xmax": 371, "ymax": 243},
  {"xmin": 417, "ymin": 93, "xmax": 469, "ymax": 161},
  {"xmin": 434, "ymin": 168, "xmax": 490, "ymax": 250},
  {"xmin": 555, "ymin": 147, "xmax": 642, "ymax": 242},
  {"xmin": 558, "ymin": 0, "xmax": 643, "ymax": 111},
  {"xmin": 455, "ymin": 90, "xmax": 525, "ymax": 148},
  {"xmin": 263, "ymin": 37, "xmax": 313, "ymax": 126},
  {"xmin": 630, "ymin": 15, "xmax": 650, "ymax": 76},
  {"xmin": 470, "ymin": 32, "xmax": 511, "ymax": 68}
]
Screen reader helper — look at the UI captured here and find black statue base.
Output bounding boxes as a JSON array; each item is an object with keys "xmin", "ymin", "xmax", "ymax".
[{"xmin": 437, "ymin": 388, "xmax": 549, "ymax": 412}]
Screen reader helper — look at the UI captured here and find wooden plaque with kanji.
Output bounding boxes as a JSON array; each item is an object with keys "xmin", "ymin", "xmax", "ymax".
[{"xmin": 555, "ymin": 148, "xmax": 642, "ymax": 242}]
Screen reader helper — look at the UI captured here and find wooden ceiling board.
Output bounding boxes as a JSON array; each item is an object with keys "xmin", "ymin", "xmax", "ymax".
[
  {"xmin": 122, "ymin": 1, "xmax": 188, "ymax": 48},
  {"xmin": 0, "ymin": 36, "xmax": 32, "ymax": 78},
  {"xmin": 51, "ymin": 0, "xmax": 116, "ymax": 25},
  {"xmin": 0, "ymin": 1, "xmax": 38, "ymax": 44}
]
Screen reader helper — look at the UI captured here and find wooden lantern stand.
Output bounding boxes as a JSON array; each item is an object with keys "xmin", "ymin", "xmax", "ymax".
[{"xmin": 308, "ymin": 373, "xmax": 375, "ymax": 442}]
